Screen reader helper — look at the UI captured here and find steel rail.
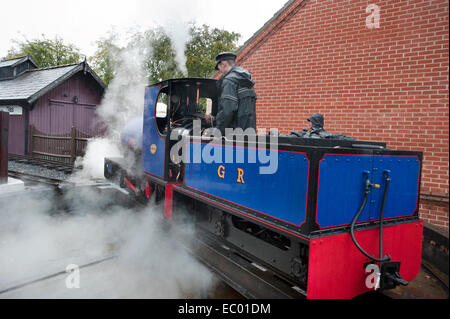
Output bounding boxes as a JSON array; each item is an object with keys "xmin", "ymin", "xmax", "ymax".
[
  {"xmin": 0, "ymin": 255, "xmax": 117, "ymax": 295},
  {"xmin": 8, "ymin": 154, "xmax": 74, "ymax": 173},
  {"xmin": 8, "ymin": 170, "xmax": 71, "ymax": 186}
]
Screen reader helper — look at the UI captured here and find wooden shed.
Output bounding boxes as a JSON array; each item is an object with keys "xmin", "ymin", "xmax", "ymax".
[{"xmin": 0, "ymin": 55, "xmax": 105, "ymax": 163}]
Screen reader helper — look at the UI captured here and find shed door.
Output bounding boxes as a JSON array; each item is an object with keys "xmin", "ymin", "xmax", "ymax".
[
  {"xmin": 49, "ymin": 103, "xmax": 73, "ymax": 135},
  {"xmin": 7, "ymin": 110, "xmax": 25, "ymax": 155},
  {"xmin": 73, "ymin": 105, "xmax": 97, "ymax": 135}
]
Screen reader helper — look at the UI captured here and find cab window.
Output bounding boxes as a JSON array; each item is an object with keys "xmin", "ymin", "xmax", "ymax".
[{"xmin": 156, "ymin": 88, "xmax": 168, "ymax": 135}]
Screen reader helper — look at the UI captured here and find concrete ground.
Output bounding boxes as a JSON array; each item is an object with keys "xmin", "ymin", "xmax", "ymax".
[
  {"xmin": 382, "ymin": 266, "xmax": 448, "ymax": 299},
  {"xmin": 1, "ymin": 256, "xmax": 446, "ymax": 299},
  {"xmin": 0, "ymin": 256, "xmax": 239, "ymax": 299}
]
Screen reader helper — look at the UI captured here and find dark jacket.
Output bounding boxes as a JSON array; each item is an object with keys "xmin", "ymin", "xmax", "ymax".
[
  {"xmin": 289, "ymin": 113, "xmax": 354, "ymax": 140},
  {"xmin": 305, "ymin": 113, "xmax": 332, "ymax": 138},
  {"xmin": 215, "ymin": 66, "xmax": 257, "ymax": 134}
]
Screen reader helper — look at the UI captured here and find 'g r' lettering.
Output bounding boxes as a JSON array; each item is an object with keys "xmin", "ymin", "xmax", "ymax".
[
  {"xmin": 237, "ymin": 168, "xmax": 245, "ymax": 184},
  {"xmin": 218, "ymin": 165, "xmax": 225, "ymax": 179}
]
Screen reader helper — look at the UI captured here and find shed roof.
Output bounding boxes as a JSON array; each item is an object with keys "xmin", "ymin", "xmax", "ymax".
[
  {"xmin": 0, "ymin": 55, "xmax": 39, "ymax": 69},
  {"xmin": 0, "ymin": 61, "xmax": 105, "ymax": 107},
  {"xmin": 0, "ymin": 57, "xmax": 23, "ymax": 67}
]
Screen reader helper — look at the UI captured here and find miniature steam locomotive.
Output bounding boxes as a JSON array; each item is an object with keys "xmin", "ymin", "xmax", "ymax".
[{"xmin": 104, "ymin": 78, "xmax": 423, "ymax": 299}]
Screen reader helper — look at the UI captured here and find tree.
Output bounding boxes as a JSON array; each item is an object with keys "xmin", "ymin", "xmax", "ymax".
[
  {"xmin": 88, "ymin": 23, "xmax": 241, "ymax": 86},
  {"xmin": 90, "ymin": 27, "xmax": 183, "ymax": 85},
  {"xmin": 142, "ymin": 27, "xmax": 184, "ymax": 83},
  {"xmin": 4, "ymin": 35, "xmax": 82, "ymax": 68},
  {"xmin": 89, "ymin": 31, "xmax": 121, "ymax": 85},
  {"xmin": 119, "ymin": 24, "xmax": 240, "ymax": 82},
  {"xmin": 185, "ymin": 24, "xmax": 241, "ymax": 78}
]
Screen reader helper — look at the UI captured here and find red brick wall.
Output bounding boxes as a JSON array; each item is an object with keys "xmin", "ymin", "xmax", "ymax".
[{"xmin": 237, "ymin": 0, "xmax": 449, "ymax": 230}]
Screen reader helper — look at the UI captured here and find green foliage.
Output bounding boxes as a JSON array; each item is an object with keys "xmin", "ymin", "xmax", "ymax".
[
  {"xmin": 185, "ymin": 24, "xmax": 241, "ymax": 78},
  {"xmin": 88, "ymin": 30, "xmax": 121, "ymax": 85},
  {"xmin": 89, "ymin": 27, "xmax": 184, "ymax": 85},
  {"xmin": 2, "ymin": 23, "xmax": 241, "ymax": 86},
  {"xmin": 89, "ymin": 23, "xmax": 241, "ymax": 85},
  {"xmin": 140, "ymin": 27, "xmax": 184, "ymax": 83},
  {"xmin": 4, "ymin": 35, "xmax": 82, "ymax": 68}
]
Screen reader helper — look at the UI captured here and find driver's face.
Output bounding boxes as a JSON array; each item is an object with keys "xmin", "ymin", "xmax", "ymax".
[{"xmin": 218, "ymin": 61, "xmax": 231, "ymax": 75}]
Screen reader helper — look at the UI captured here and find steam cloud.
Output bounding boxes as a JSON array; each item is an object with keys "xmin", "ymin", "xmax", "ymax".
[
  {"xmin": 165, "ymin": 19, "xmax": 191, "ymax": 76},
  {"xmin": 0, "ymin": 190, "xmax": 214, "ymax": 298},
  {"xmin": 72, "ymin": 40, "xmax": 148, "ymax": 182}
]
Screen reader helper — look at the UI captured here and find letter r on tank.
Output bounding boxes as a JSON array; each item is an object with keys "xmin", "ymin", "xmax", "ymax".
[{"xmin": 237, "ymin": 168, "xmax": 245, "ymax": 184}]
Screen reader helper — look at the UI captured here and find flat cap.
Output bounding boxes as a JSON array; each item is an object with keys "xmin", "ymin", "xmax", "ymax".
[
  {"xmin": 215, "ymin": 52, "xmax": 237, "ymax": 70},
  {"xmin": 307, "ymin": 113, "xmax": 324, "ymax": 128}
]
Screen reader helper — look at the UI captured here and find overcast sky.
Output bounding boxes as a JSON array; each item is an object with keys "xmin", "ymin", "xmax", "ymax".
[{"xmin": 0, "ymin": 0, "xmax": 288, "ymax": 58}]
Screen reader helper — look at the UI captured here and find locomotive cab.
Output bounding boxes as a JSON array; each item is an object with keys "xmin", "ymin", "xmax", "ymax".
[
  {"xmin": 141, "ymin": 78, "xmax": 218, "ymax": 182},
  {"xmin": 154, "ymin": 78, "xmax": 218, "ymax": 134}
]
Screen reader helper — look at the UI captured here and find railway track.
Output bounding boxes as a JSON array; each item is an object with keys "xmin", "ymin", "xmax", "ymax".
[
  {"xmin": 0, "ymin": 255, "xmax": 117, "ymax": 296},
  {"xmin": 7, "ymin": 170, "xmax": 72, "ymax": 187},
  {"xmin": 421, "ymin": 261, "xmax": 449, "ymax": 292},
  {"xmin": 7, "ymin": 154, "xmax": 76, "ymax": 187},
  {"xmin": 8, "ymin": 154, "xmax": 74, "ymax": 174}
]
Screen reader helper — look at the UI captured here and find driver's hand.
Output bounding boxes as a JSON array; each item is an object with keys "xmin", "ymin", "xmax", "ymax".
[{"xmin": 202, "ymin": 127, "xmax": 221, "ymax": 137}]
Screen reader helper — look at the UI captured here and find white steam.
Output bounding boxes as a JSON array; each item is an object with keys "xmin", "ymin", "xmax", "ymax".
[
  {"xmin": 0, "ymin": 191, "xmax": 214, "ymax": 298},
  {"xmin": 95, "ymin": 45, "xmax": 148, "ymax": 138},
  {"xmin": 72, "ymin": 41, "xmax": 149, "ymax": 182},
  {"xmin": 165, "ymin": 19, "xmax": 191, "ymax": 76},
  {"xmin": 73, "ymin": 20, "xmax": 191, "ymax": 181},
  {"xmin": 73, "ymin": 138, "xmax": 122, "ymax": 180}
]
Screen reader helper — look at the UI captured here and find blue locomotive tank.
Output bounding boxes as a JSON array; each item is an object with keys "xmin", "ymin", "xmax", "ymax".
[{"xmin": 121, "ymin": 116, "xmax": 143, "ymax": 151}]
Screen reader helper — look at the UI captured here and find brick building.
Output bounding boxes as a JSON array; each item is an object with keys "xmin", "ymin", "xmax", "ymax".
[{"xmin": 235, "ymin": 0, "xmax": 449, "ymax": 230}]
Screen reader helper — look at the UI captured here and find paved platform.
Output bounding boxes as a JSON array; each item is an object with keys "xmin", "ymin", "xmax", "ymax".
[
  {"xmin": 0, "ymin": 177, "xmax": 24, "ymax": 195},
  {"xmin": 1, "ymin": 260, "xmax": 446, "ymax": 299},
  {"xmin": 383, "ymin": 266, "xmax": 448, "ymax": 299}
]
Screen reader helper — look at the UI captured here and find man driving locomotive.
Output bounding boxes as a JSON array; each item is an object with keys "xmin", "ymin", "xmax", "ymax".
[
  {"xmin": 206, "ymin": 52, "xmax": 257, "ymax": 134},
  {"xmin": 170, "ymin": 84, "xmax": 205, "ymax": 131}
]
